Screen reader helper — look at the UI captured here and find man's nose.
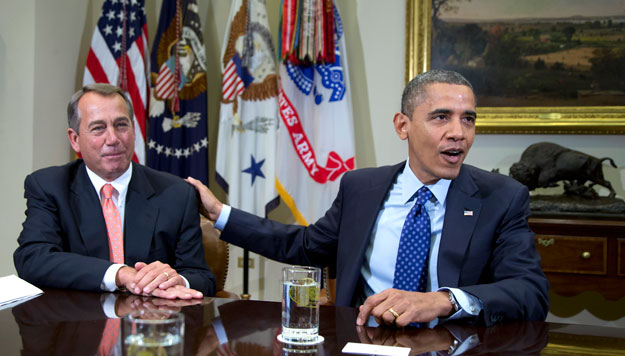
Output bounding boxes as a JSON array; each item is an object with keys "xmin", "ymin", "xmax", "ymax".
[
  {"xmin": 104, "ymin": 127, "xmax": 120, "ymax": 144},
  {"xmin": 447, "ymin": 117, "xmax": 465, "ymax": 141}
]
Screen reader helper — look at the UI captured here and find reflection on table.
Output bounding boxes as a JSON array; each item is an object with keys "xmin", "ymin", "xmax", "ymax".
[{"xmin": 5, "ymin": 289, "xmax": 625, "ymax": 355}]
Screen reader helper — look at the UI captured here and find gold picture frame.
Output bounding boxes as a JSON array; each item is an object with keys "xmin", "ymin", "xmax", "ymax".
[{"xmin": 405, "ymin": 0, "xmax": 625, "ymax": 134}]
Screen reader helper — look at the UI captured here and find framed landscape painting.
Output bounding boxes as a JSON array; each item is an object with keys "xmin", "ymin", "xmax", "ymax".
[{"xmin": 406, "ymin": 0, "xmax": 625, "ymax": 134}]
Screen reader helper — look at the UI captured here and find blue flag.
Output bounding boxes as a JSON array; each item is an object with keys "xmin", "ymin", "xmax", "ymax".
[{"xmin": 147, "ymin": 0, "xmax": 208, "ymax": 184}]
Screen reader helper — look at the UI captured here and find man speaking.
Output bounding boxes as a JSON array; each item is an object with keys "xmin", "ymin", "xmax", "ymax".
[{"xmin": 187, "ymin": 70, "xmax": 549, "ymax": 325}]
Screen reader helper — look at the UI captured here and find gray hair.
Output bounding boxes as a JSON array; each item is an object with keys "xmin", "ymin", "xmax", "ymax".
[
  {"xmin": 401, "ymin": 69, "xmax": 475, "ymax": 118},
  {"xmin": 67, "ymin": 83, "xmax": 134, "ymax": 133}
]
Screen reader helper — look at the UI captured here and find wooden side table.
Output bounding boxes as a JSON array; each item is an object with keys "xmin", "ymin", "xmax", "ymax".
[{"xmin": 529, "ymin": 216, "xmax": 625, "ymax": 301}]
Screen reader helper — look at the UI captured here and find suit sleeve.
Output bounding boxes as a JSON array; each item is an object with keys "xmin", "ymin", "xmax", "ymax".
[
  {"xmin": 461, "ymin": 184, "xmax": 549, "ymax": 325},
  {"xmin": 14, "ymin": 174, "xmax": 112, "ymax": 291},
  {"xmin": 220, "ymin": 177, "xmax": 344, "ymax": 268},
  {"xmin": 174, "ymin": 184, "xmax": 216, "ymax": 296}
]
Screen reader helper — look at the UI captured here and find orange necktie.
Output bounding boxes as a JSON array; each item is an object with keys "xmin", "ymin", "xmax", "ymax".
[
  {"xmin": 101, "ymin": 184, "xmax": 124, "ymax": 264},
  {"xmin": 99, "ymin": 184, "xmax": 123, "ymax": 356}
]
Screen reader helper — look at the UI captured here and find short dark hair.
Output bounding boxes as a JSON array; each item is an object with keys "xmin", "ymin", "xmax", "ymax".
[
  {"xmin": 401, "ymin": 70, "xmax": 475, "ymax": 118},
  {"xmin": 67, "ymin": 83, "xmax": 134, "ymax": 133}
]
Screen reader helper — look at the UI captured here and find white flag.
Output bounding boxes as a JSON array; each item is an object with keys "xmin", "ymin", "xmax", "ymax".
[
  {"xmin": 215, "ymin": 0, "xmax": 279, "ymax": 217},
  {"xmin": 277, "ymin": 5, "xmax": 355, "ymax": 225}
]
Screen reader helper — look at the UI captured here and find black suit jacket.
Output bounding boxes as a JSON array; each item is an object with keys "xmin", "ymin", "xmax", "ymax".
[
  {"xmin": 221, "ymin": 163, "xmax": 549, "ymax": 325},
  {"xmin": 14, "ymin": 160, "xmax": 215, "ymax": 296}
]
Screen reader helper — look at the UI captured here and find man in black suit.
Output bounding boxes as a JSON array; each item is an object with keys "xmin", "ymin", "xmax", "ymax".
[
  {"xmin": 187, "ymin": 70, "xmax": 548, "ymax": 325},
  {"xmin": 14, "ymin": 84, "xmax": 215, "ymax": 298}
]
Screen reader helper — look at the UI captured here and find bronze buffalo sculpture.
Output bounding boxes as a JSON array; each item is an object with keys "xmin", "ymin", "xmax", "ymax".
[{"xmin": 509, "ymin": 142, "xmax": 617, "ymax": 198}]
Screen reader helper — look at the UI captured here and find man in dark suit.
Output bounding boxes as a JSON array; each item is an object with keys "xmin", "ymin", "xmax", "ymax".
[
  {"xmin": 14, "ymin": 84, "xmax": 215, "ymax": 298},
  {"xmin": 187, "ymin": 70, "xmax": 549, "ymax": 325}
]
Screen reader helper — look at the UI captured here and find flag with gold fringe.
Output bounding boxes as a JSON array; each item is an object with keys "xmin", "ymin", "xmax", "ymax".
[
  {"xmin": 147, "ymin": 0, "xmax": 209, "ymax": 184},
  {"xmin": 276, "ymin": 0, "xmax": 355, "ymax": 225},
  {"xmin": 215, "ymin": 0, "xmax": 280, "ymax": 217}
]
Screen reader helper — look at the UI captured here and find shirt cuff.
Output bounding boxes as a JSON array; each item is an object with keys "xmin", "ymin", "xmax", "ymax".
[
  {"xmin": 179, "ymin": 274, "xmax": 190, "ymax": 288},
  {"xmin": 438, "ymin": 287, "xmax": 483, "ymax": 319},
  {"xmin": 214, "ymin": 204, "xmax": 231, "ymax": 230},
  {"xmin": 101, "ymin": 263, "xmax": 126, "ymax": 292}
]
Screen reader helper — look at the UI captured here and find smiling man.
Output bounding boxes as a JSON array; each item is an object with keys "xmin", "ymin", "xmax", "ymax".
[
  {"xmin": 188, "ymin": 70, "xmax": 549, "ymax": 326},
  {"xmin": 15, "ymin": 84, "xmax": 215, "ymax": 299}
]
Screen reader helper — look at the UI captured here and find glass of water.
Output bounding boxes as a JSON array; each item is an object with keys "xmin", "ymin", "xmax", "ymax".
[
  {"xmin": 280, "ymin": 266, "xmax": 323, "ymax": 344},
  {"xmin": 122, "ymin": 309, "xmax": 184, "ymax": 356}
]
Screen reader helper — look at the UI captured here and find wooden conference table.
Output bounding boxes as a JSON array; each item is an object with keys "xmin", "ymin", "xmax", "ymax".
[{"xmin": 2, "ymin": 289, "xmax": 624, "ymax": 355}]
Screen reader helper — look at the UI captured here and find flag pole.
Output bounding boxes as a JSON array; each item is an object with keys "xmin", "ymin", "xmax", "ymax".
[{"xmin": 241, "ymin": 249, "xmax": 250, "ymax": 299}]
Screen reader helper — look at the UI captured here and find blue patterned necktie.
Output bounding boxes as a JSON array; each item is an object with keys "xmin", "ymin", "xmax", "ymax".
[{"xmin": 393, "ymin": 186, "xmax": 433, "ymax": 292}]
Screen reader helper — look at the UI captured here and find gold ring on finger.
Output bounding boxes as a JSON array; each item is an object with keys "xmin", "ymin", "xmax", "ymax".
[
  {"xmin": 163, "ymin": 272, "xmax": 169, "ymax": 279},
  {"xmin": 387, "ymin": 307, "xmax": 400, "ymax": 319}
]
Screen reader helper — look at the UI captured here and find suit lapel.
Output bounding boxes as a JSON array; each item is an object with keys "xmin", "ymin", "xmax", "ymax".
[
  {"xmin": 124, "ymin": 163, "xmax": 158, "ymax": 264},
  {"xmin": 355, "ymin": 163, "xmax": 405, "ymax": 253},
  {"xmin": 70, "ymin": 162, "xmax": 109, "ymax": 260},
  {"xmin": 438, "ymin": 165, "xmax": 482, "ymax": 287},
  {"xmin": 338, "ymin": 163, "xmax": 404, "ymax": 305}
]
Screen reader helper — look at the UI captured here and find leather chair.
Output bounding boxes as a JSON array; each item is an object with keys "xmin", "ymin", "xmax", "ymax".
[
  {"xmin": 320, "ymin": 268, "xmax": 336, "ymax": 305},
  {"xmin": 200, "ymin": 216, "xmax": 238, "ymax": 299}
]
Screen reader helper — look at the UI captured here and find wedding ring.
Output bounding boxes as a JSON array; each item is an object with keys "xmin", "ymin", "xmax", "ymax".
[
  {"xmin": 387, "ymin": 307, "xmax": 400, "ymax": 319},
  {"xmin": 163, "ymin": 272, "xmax": 170, "ymax": 279}
]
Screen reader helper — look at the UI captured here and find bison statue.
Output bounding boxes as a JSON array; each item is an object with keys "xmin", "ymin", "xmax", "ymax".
[{"xmin": 509, "ymin": 142, "xmax": 617, "ymax": 198}]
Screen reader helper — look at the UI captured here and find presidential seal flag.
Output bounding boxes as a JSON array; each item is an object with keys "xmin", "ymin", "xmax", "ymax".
[
  {"xmin": 215, "ymin": 0, "xmax": 280, "ymax": 217},
  {"xmin": 147, "ymin": 0, "xmax": 209, "ymax": 184},
  {"xmin": 83, "ymin": 0, "xmax": 149, "ymax": 164},
  {"xmin": 277, "ymin": 2, "xmax": 355, "ymax": 224}
]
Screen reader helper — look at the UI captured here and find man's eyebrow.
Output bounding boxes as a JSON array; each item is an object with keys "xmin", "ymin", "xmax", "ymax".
[
  {"xmin": 427, "ymin": 108, "xmax": 477, "ymax": 117},
  {"xmin": 428, "ymin": 108, "xmax": 452, "ymax": 116},
  {"xmin": 87, "ymin": 119, "xmax": 105, "ymax": 127}
]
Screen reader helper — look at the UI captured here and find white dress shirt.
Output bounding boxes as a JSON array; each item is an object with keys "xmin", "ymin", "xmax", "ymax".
[{"xmin": 361, "ymin": 161, "xmax": 481, "ymax": 319}]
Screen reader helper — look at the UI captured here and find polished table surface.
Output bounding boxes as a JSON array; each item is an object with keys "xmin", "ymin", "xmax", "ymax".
[{"xmin": 1, "ymin": 289, "xmax": 625, "ymax": 355}]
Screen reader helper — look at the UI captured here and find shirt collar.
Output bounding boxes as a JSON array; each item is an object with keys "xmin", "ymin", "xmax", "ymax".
[
  {"xmin": 85, "ymin": 163, "xmax": 133, "ymax": 201},
  {"xmin": 400, "ymin": 160, "xmax": 451, "ymax": 206}
]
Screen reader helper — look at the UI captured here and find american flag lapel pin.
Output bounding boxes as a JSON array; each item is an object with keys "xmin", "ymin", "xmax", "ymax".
[{"xmin": 464, "ymin": 210, "xmax": 473, "ymax": 216}]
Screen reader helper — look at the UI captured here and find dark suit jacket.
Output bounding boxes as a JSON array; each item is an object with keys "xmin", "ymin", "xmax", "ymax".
[
  {"xmin": 221, "ymin": 163, "xmax": 549, "ymax": 325},
  {"xmin": 14, "ymin": 160, "xmax": 215, "ymax": 296}
]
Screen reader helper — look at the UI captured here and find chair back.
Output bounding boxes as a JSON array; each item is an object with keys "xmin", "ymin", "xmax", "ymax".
[{"xmin": 200, "ymin": 217, "xmax": 231, "ymax": 295}]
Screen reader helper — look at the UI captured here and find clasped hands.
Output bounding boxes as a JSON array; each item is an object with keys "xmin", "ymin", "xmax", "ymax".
[
  {"xmin": 356, "ymin": 289, "xmax": 453, "ymax": 327},
  {"xmin": 116, "ymin": 261, "xmax": 203, "ymax": 300}
]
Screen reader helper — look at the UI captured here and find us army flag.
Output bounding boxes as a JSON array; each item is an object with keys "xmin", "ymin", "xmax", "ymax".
[
  {"xmin": 277, "ymin": 4, "xmax": 355, "ymax": 225},
  {"xmin": 215, "ymin": 0, "xmax": 280, "ymax": 217}
]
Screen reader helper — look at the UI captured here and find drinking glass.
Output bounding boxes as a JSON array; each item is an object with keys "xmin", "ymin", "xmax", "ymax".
[
  {"xmin": 122, "ymin": 309, "xmax": 184, "ymax": 356},
  {"xmin": 280, "ymin": 266, "xmax": 322, "ymax": 344}
]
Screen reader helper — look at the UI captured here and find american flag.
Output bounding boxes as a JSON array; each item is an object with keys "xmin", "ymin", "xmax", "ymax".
[
  {"xmin": 221, "ymin": 53, "xmax": 252, "ymax": 101},
  {"xmin": 83, "ymin": 0, "xmax": 149, "ymax": 164},
  {"xmin": 154, "ymin": 62, "xmax": 176, "ymax": 100}
]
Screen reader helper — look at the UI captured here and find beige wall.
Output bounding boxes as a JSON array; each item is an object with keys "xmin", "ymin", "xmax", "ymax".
[{"xmin": 1, "ymin": 0, "xmax": 623, "ymax": 300}]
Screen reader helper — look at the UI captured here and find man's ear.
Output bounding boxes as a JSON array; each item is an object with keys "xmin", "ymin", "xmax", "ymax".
[
  {"xmin": 393, "ymin": 112, "xmax": 409, "ymax": 140},
  {"xmin": 67, "ymin": 128, "xmax": 81, "ymax": 154}
]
